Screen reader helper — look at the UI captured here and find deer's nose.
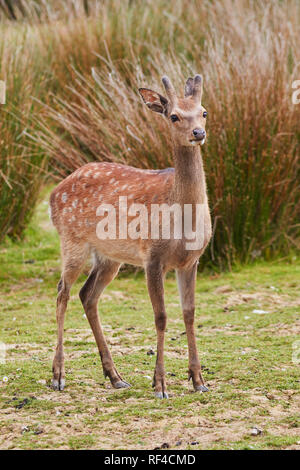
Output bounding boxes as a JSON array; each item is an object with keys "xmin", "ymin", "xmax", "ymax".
[{"xmin": 192, "ymin": 129, "xmax": 206, "ymax": 140}]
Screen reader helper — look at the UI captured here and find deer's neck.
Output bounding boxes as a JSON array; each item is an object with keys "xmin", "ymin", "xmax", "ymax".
[{"xmin": 172, "ymin": 145, "xmax": 208, "ymax": 206}]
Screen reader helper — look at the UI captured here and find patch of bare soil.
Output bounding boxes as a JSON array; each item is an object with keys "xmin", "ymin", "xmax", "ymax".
[
  {"xmin": 260, "ymin": 320, "xmax": 300, "ymax": 336},
  {"xmin": 4, "ymin": 343, "xmax": 51, "ymax": 361},
  {"xmin": 196, "ymin": 325, "xmax": 251, "ymax": 337},
  {"xmin": 1, "ymin": 387, "xmax": 298, "ymax": 450},
  {"xmin": 222, "ymin": 290, "xmax": 300, "ymax": 312}
]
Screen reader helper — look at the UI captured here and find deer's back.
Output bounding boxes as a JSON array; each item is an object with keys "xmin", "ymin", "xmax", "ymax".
[{"xmin": 50, "ymin": 162, "xmax": 176, "ymax": 264}]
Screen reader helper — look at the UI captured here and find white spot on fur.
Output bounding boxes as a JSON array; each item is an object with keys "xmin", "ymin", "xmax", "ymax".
[
  {"xmin": 85, "ymin": 170, "xmax": 92, "ymax": 177},
  {"xmin": 93, "ymin": 172, "xmax": 100, "ymax": 178},
  {"xmin": 106, "ymin": 171, "xmax": 112, "ymax": 176},
  {"xmin": 109, "ymin": 178, "xmax": 116, "ymax": 184},
  {"xmin": 72, "ymin": 199, "xmax": 78, "ymax": 208},
  {"xmin": 84, "ymin": 197, "xmax": 88, "ymax": 203},
  {"xmin": 98, "ymin": 185, "xmax": 103, "ymax": 191},
  {"xmin": 72, "ymin": 183, "xmax": 76, "ymax": 192},
  {"xmin": 62, "ymin": 193, "xmax": 68, "ymax": 203}
]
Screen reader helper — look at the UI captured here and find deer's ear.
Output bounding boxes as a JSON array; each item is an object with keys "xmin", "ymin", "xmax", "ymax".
[{"xmin": 139, "ymin": 88, "xmax": 168, "ymax": 114}]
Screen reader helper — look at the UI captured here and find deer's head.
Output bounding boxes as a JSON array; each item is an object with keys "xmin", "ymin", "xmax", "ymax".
[{"xmin": 139, "ymin": 75, "xmax": 207, "ymax": 147}]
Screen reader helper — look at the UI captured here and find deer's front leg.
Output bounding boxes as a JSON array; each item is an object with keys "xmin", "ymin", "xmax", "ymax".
[
  {"xmin": 146, "ymin": 260, "xmax": 168, "ymax": 399},
  {"xmin": 176, "ymin": 262, "xmax": 208, "ymax": 392}
]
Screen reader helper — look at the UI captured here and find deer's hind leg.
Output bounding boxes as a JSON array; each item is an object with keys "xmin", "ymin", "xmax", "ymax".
[
  {"xmin": 79, "ymin": 254, "xmax": 130, "ymax": 389},
  {"xmin": 146, "ymin": 260, "xmax": 168, "ymax": 399},
  {"xmin": 52, "ymin": 244, "xmax": 88, "ymax": 391}
]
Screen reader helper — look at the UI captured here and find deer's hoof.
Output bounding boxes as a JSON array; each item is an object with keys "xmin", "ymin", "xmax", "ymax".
[
  {"xmin": 114, "ymin": 380, "xmax": 131, "ymax": 389},
  {"xmin": 155, "ymin": 391, "xmax": 169, "ymax": 399},
  {"xmin": 195, "ymin": 384, "xmax": 209, "ymax": 393},
  {"xmin": 52, "ymin": 378, "xmax": 65, "ymax": 391}
]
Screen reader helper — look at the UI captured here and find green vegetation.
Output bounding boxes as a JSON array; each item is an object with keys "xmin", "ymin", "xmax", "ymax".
[
  {"xmin": 0, "ymin": 0, "xmax": 299, "ymax": 450},
  {"xmin": 0, "ymin": 0, "xmax": 299, "ymax": 266},
  {"xmin": 0, "ymin": 192, "xmax": 299, "ymax": 449}
]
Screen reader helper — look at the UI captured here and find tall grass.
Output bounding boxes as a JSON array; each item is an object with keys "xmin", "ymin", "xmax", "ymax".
[
  {"xmin": 37, "ymin": 0, "xmax": 300, "ymax": 268},
  {"xmin": 1, "ymin": 0, "xmax": 299, "ymax": 268},
  {"xmin": 0, "ymin": 23, "xmax": 50, "ymax": 240}
]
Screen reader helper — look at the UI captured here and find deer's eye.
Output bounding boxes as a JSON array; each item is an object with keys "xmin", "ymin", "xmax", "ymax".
[
  {"xmin": 203, "ymin": 111, "xmax": 208, "ymax": 118},
  {"xmin": 170, "ymin": 114, "xmax": 179, "ymax": 122}
]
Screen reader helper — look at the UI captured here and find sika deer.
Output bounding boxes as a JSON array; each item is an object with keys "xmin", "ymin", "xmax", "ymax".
[{"xmin": 50, "ymin": 75, "xmax": 212, "ymax": 398}]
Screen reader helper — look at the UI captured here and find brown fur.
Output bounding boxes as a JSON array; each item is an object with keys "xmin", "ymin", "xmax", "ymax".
[{"xmin": 51, "ymin": 76, "xmax": 212, "ymax": 397}]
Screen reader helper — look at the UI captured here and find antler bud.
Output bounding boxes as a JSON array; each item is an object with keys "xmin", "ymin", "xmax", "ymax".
[
  {"xmin": 184, "ymin": 77, "xmax": 194, "ymax": 97},
  {"xmin": 161, "ymin": 75, "xmax": 177, "ymax": 107},
  {"xmin": 192, "ymin": 74, "xmax": 203, "ymax": 104}
]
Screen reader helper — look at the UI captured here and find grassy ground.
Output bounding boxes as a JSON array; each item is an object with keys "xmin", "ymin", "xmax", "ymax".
[{"xmin": 0, "ymin": 189, "xmax": 299, "ymax": 450}]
